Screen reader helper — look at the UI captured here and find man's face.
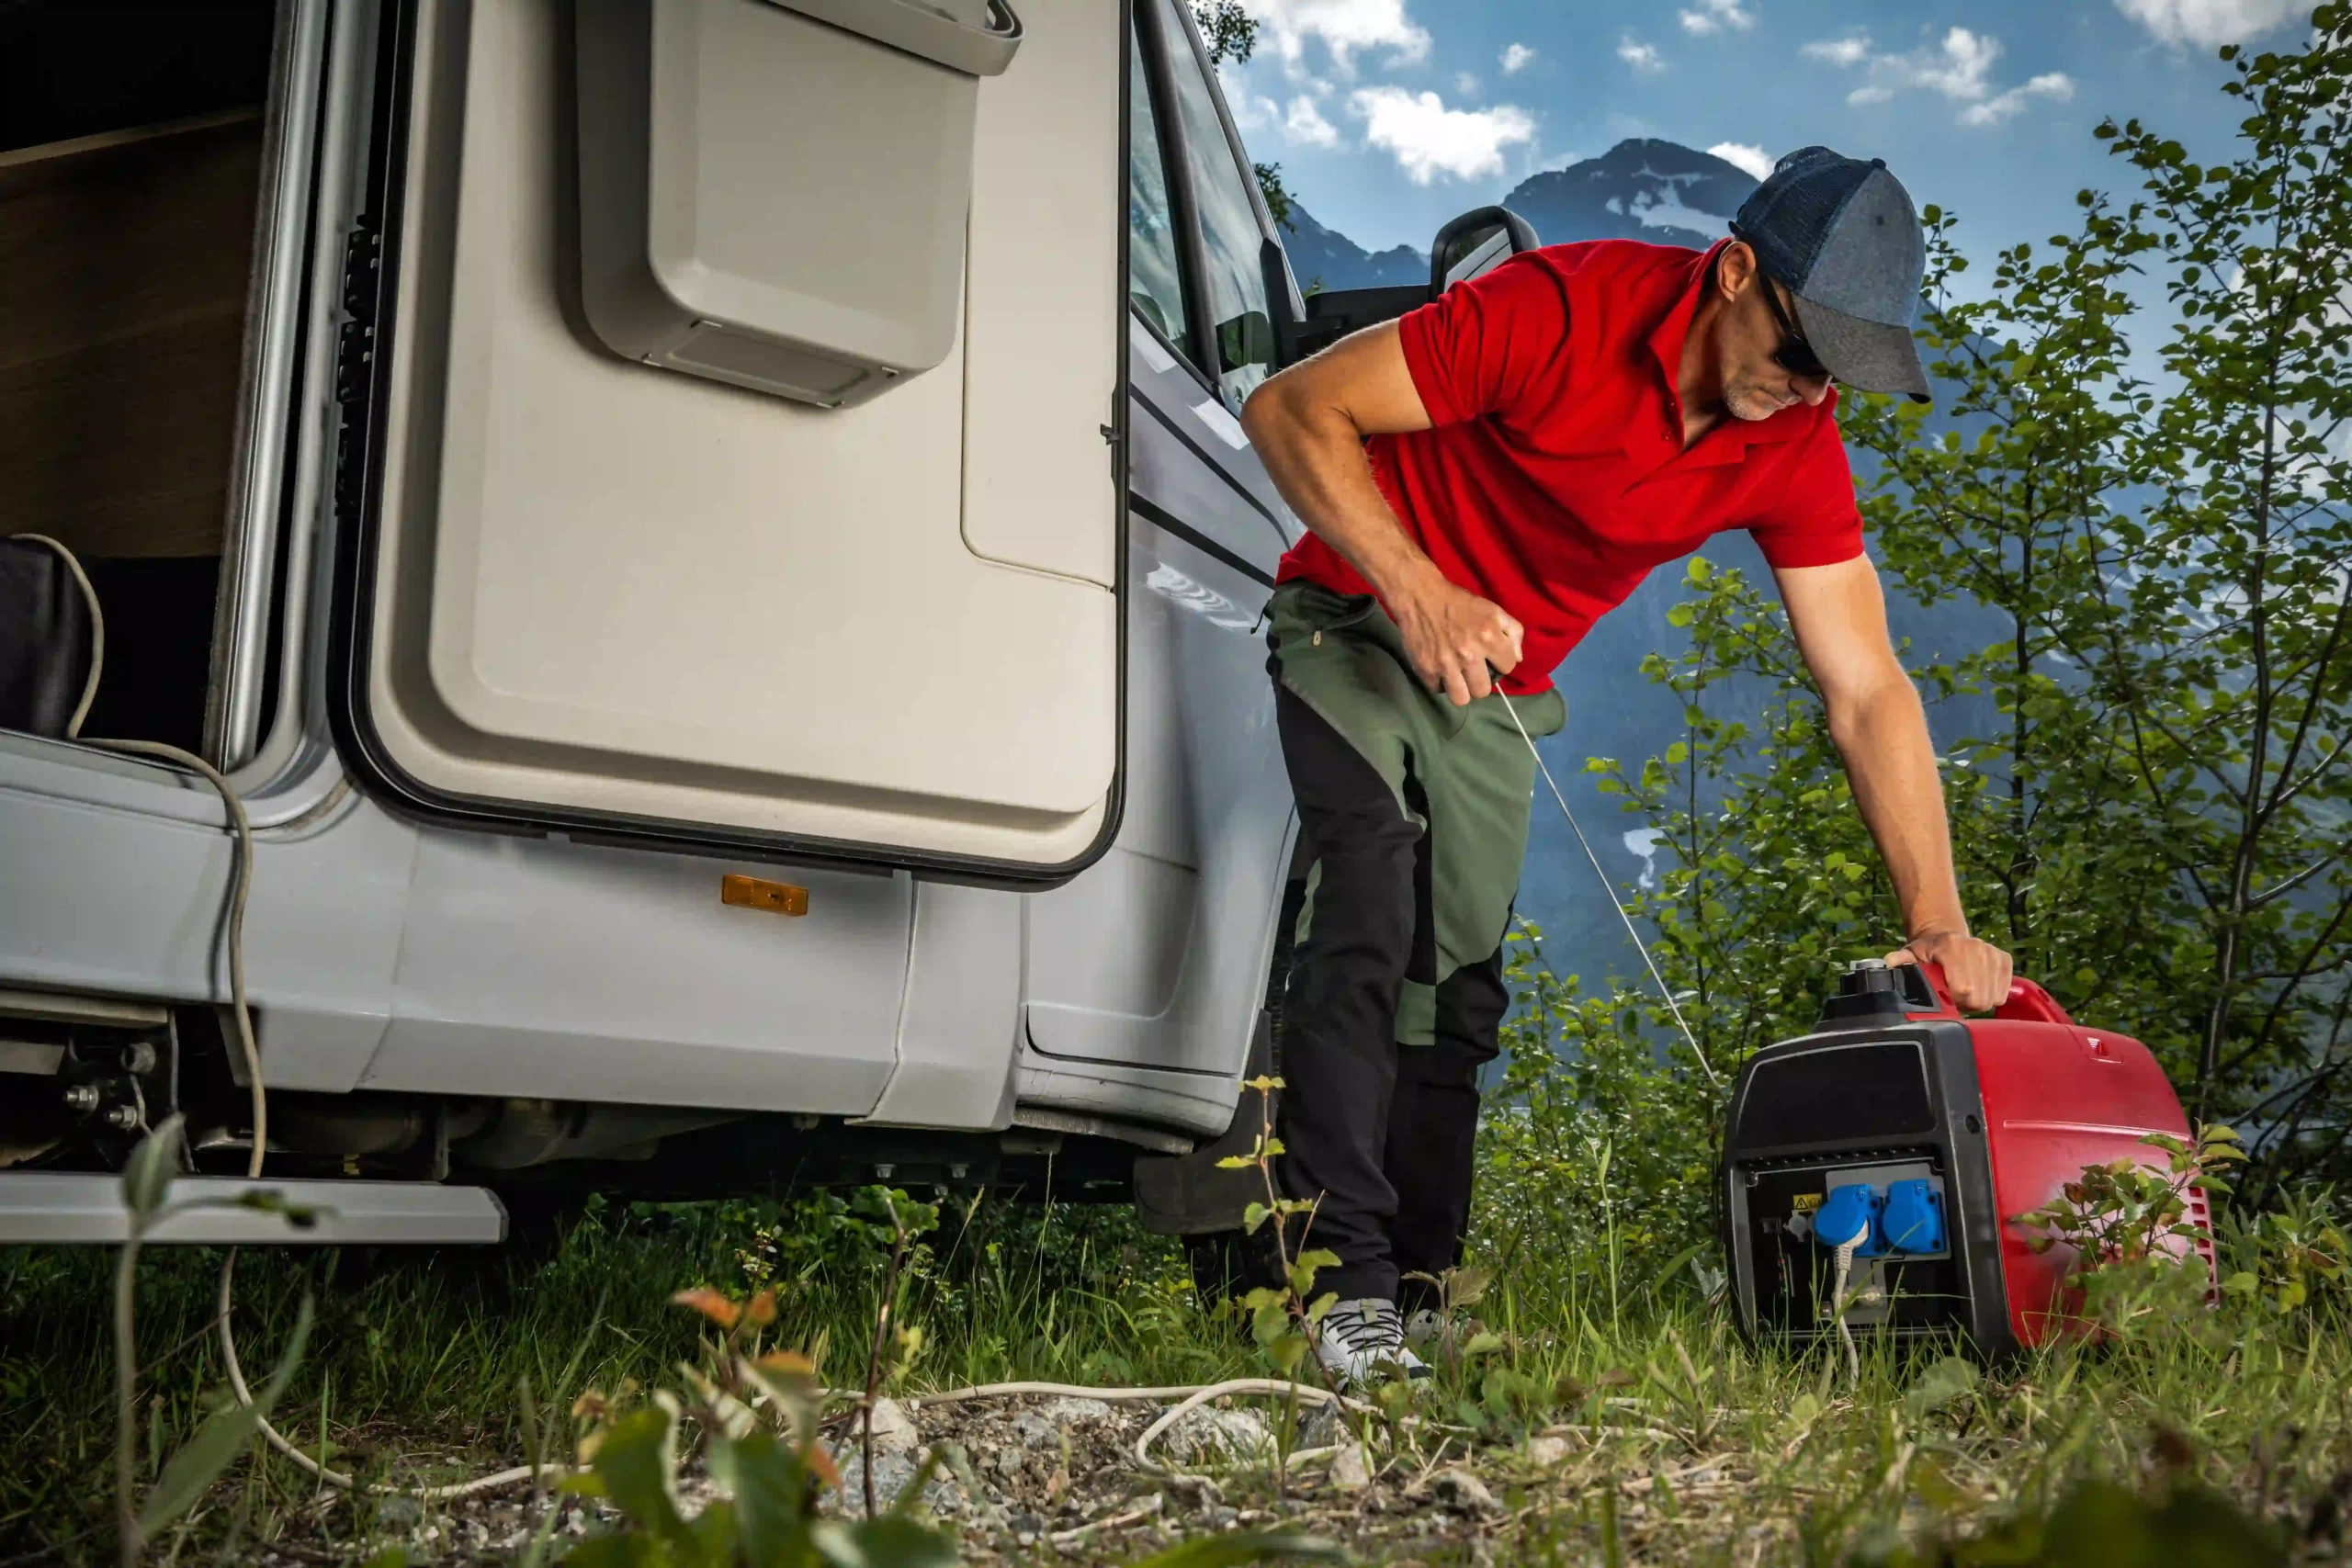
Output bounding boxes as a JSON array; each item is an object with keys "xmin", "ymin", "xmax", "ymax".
[{"xmin": 1718, "ymin": 254, "xmax": 1835, "ymax": 423}]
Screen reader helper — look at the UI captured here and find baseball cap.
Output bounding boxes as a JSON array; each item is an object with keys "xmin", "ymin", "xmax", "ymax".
[{"xmin": 1730, "ymin": 146, "xmax": 1931, "ymax": 403}]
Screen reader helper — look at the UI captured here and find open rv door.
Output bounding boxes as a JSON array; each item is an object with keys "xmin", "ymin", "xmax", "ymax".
[{"xmin": 328, "ymin": 0, "xmax": 1126, "ymax": 885}]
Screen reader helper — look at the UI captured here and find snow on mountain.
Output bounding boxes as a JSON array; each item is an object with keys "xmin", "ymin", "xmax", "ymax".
[
  {"xmin": 1497, "ymin": 138, "xmax": 1758, "ymax": 251},
  {"xmin": 1278, "ymin": 138, "xmax": 1761, "ymax": 293}
]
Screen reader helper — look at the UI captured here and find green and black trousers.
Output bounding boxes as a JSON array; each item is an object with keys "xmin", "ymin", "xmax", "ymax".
[{"xmin": 1265, "ymin": 581, "xmax": 1565, "ymax": 1308}]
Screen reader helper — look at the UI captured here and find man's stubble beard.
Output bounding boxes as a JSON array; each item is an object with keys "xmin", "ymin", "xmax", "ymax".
[{"xmin": 1724, "ymin": 381, "xmax": 1791, "ymax": 423}]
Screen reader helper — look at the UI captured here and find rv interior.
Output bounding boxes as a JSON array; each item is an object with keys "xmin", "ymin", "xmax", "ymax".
[{"xmin": 0, "ymin": 1, "xmax": 279, "ymax": 755}]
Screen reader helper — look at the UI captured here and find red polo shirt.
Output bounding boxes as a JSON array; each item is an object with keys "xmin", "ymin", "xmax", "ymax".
[{"xmin": 1275, "ymin": 238, "xmax": 1865, "ymax": 694}]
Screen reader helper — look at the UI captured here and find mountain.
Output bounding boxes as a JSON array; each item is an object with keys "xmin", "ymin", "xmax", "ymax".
[
  {"xmin": 1280, "ymin": 203, "xmax": 1429, "ymax": 292},
  {"xmin": 1498, "ymin": 138, "xmax": 1758, "ymax": 251},
  {"xmin": 1279, "ymin": 138, "xmax": 1761, "ymax": 296}
]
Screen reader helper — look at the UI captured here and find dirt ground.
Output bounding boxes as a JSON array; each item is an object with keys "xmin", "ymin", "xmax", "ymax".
[{"xmin": 225, "ymin": 1388, "xmax": 1716, "ymax": 1566}]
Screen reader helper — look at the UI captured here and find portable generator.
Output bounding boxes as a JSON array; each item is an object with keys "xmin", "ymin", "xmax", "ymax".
[{"xmin": 1720, "ymin": 959, "xmax": 2209, "ymax": 1357}]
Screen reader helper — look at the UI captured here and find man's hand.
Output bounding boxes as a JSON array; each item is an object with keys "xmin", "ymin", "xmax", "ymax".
[
  {"xmin": 1887, "ymin": 928, "xmax": 2014, "ymax": 1014},
  {"xmin": 1388, "ymin": 566, "xmax": 1523, "ymax": 705}
]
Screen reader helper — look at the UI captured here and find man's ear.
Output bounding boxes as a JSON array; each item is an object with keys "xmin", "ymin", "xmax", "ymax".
[{"xmin": 1716, "ymin": 241, "xmax": 1759, "ymax": 302}]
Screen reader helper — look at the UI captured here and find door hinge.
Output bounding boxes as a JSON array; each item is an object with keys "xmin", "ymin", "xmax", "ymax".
[{"xmin": 332, "ymin": 217, "xmax": 384, "ymax": 524}]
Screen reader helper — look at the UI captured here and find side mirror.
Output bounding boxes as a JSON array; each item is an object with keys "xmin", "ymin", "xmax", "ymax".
[
  {"xmin": 1217, "ymin": 309, "xmax": 1279, "ymax": 378},
  {"xmin": 1430, "ymin": 206, "xmax": 1539, "ymax": 295}
]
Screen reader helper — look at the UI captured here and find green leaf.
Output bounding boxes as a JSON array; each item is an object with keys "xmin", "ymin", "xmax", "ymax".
[
  {"xmin": 1242, "ymin": 1201, "xmax": 1271, "ymax": 1235},
  {"xmin": 686, "ymin": 1499, "xmax": 737, "ymax": 1564},
  {"xmin": 1900, "ymin": 1355, "xmax": 1980, "ymax": 1419},
  {"xmin": 121, "ymin": 1113, "xmax": 185, "ymax": 1222},
  {"xmin": 137, "ymin": 1294, "xmax": 312, "ymax": 1541},
  {"xmin": 590, "ymin": 1407, "xmax": 694, "ymax": 1549},
  {"xmin": 809, "ymin": 1515, "xmax": 962, "ymax": 1568},
  {"xmin": 1215, "ymin": 1156, "xmax": 1255, "ymax": 1170},
  {"xmin": 721, "ymin": 1432, "xmax": 812, "ymax": 1565},
  {"xmin": 1250, "ymin": 1299, "xmax": 1291, "ymax": 1345},
  {"xmin": 1446, "ymin": 1264, "xmax": 1494, "ymax": 1306}
]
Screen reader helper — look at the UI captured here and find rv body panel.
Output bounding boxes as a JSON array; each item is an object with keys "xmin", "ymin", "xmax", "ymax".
[{"xmin": 0, "ymin": 0, "xmax": 1305, "ymax": 1196}]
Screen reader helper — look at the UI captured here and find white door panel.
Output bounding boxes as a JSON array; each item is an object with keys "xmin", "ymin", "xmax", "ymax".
[
  {"xmin": 1023, "ymin": 511, "xmax": 1292, "ymax": 1078},
  {"xmin": 348, "ymin": 0, "xmax": 1122, "ymax": 874}
]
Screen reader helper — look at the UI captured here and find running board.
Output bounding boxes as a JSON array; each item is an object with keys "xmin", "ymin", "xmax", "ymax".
[{"xmin": 0, "ymin": 1174, "xmax": 508, "ymax": 1246}]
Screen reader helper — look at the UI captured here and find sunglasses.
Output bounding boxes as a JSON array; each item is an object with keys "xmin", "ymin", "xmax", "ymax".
[{"xmin": 1758, "ymin": 278, "xmax": 1832, "ymax": 382}]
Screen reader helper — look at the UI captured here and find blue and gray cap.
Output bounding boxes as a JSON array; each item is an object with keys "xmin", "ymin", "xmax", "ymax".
[{"xmin": 1731, "ymin": 146, "xmax": 1931, "ymax": 403}]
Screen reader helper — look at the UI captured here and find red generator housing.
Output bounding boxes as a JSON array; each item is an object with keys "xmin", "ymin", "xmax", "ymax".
[{"xmin": 1720, "ymin": 960, "xmax": 2208, "ymax": 1356}]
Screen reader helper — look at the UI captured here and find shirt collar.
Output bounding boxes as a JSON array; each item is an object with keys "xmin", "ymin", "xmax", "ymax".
[{"xmin": 1642, "ymin": 237, "xmax": 1817, "ymax": 457}]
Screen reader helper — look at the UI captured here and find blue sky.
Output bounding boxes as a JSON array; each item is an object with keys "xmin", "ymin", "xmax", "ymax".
[{"xmin": 1217, "ymin": 0, "xmax": 2317, "ymax": 269}]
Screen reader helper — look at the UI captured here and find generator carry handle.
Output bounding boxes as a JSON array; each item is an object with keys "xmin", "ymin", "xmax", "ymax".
[{"xmin": 1904, "ymin": 960, "xmax": 2078, "ymax": 1026}]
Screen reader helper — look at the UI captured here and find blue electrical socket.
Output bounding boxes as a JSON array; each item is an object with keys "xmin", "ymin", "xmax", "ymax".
[
  {"xmin": 1815, "ymin": 1183, "xmax": 1883, "ymax": 1254},
  {"xmin": 1881, "ymin": 1178, "xmax": 1946, "ymax": 1255},
  {"xmin": 1809, "ymin": 1166, "xmax": 1949, "ymax": 1258}
]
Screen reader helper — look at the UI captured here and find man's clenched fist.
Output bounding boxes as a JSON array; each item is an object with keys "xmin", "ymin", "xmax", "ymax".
[
  {"xmin": 1887, "ymin": 927, "xmax": 2014, "ymax": 1013},
  {"xmin": 1389, "ymin": 567, "xmax": 1524, "ymax": 705}
]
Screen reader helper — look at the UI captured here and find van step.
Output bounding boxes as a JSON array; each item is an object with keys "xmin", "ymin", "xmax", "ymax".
[{"xmin": 0, "ymin": 1173, "xmax": 507, "ymax": 1246}]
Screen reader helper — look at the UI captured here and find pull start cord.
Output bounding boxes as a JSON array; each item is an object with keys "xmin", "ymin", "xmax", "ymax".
[{"xmin": 1491, "ymin": 678, "xmax": 1721, "ymax": 1089}]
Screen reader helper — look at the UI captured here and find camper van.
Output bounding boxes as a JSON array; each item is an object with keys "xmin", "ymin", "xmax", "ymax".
[{"xmin": 0, "ymin": 0, "xmax": 1532, "ymax": 1259}]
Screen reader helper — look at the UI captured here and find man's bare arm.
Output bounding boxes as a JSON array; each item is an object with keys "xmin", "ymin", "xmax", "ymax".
[
  {"xmin": 1776, "ymin": 555, "xmax": 2015, "ymax": 1011},
  {"xmin": 1240, "ymin": 322, "xmax": 1523, "ymax": 704}
]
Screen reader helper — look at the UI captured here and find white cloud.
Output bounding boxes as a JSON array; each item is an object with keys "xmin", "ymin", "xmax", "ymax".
[
  {"xmin": 1226, "ymin": 88, "xmax": 1281, "ymax": 131},
  {"xmin": 1617, "ymin": 37, "xmax": 1667, "ymax": 73},
  {"xmin": 1348, "ymin": 85, "xmax": 1536, "ymax": 184},
  {"xmin": 1822, "ymin": 28, "xmax": 2074, "ymax": 128},
  {"xmin": 1454, "ymin": 70, "xmax": 1480, "ymax": 95},
  {"xmin": 1249, "ymin": 0, "xmax": 1431, "ymax": 76},
  {"xmin": 1707, "ymin": 141, "xmax": 1774, "ymax": 180},
  {"xmin": 1227, "ymin": 82, "xmax": 1344, "ymax": 150},
  {"xmin": 2111, "ymin": 0, "xmax": 2313, "ymax": 48},
  {"xmin": 1284, "ymin": 95, "xmax": 1341, "ymax": 147},
  {"xmin": 1959, "ymin": 71, "xmax": 2075, "ymax": 126},
  {"xmin": 1801, "ymin": 35, "xmax": 1871, "ymax": 67},
  {"xmin": 1499, "ymin": 41, "xmax": 1535, "ymax": 73},
  {"xmin": 1679, "ymin": 0, "xmax": 1756, "ymax": 36},
  {"xmin": 1888, "ymin": 27, "xmax": 2004, "ymax": 102}
]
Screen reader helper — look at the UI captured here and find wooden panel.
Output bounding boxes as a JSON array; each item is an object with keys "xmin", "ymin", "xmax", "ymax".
[{"xmin": 0, "ymin": 111, "xmax": 263, "ymax": 558}]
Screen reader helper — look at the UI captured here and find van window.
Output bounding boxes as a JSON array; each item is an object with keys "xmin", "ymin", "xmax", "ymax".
[
  {"xmin": 1152, "ymin": 0, "xmax": 1273, "ymax": 411},
  {"xmin": 1127, "ymin": 29, "xmax": 1192, "ymax": 363}
]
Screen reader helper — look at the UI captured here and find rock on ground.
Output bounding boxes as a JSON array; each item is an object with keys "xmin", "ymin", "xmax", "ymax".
[{"xmin": 1157, "ymin": 1406, "xmax": 1274, "ymax": 1465}]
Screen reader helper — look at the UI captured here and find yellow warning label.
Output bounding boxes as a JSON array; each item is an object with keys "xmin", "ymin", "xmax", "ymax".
[{"xmin": 1791, "ymin": 1192, "xmax": 1826, "ymax": 1213}]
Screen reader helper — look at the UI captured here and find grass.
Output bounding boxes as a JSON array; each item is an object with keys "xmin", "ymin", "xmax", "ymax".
[{"xmin": 4, "ymin": 1182, "xmax": 2348, "ymax": 1564}]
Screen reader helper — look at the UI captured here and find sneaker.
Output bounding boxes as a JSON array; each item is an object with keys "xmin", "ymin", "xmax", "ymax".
[
  {"xmin": 1314, "ymin": 1298, "xmax": 1430, "ymax": 1387},
  {"xmin": 1403, "ymin": 1309, "xmax": 1491, "ymax": 1354},
  {"xmin": 1402, "ymin": 1308, "xmax": 1452, "ymax": 1350}
]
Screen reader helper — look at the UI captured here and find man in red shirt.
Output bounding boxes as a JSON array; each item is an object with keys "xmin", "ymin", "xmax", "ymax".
[{"xmin": 1239, "ymin": 147, "xmax": 2014, "ymax": 1383}]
